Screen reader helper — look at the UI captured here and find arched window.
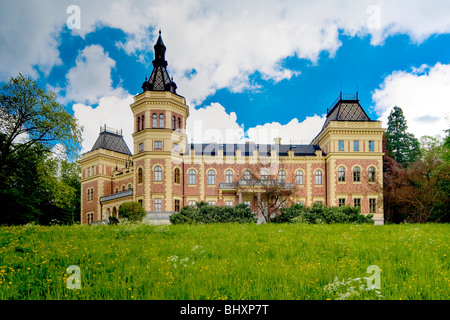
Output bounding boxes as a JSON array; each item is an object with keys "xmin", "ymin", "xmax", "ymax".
[
  {"xmin": 137, "ymin": 117, "xmax": 141, "ymax": 131},
  {"xmin": 353, "ymin": 167, "xmax": 361, "ymax": 182},
  {"xmin": 115, "ymin": 187, "xmax": 119, "ymax": 194},
  {"xmin": 177, "ymin": 118, "xmax": 181, "ymax": 131},
  {"xmin": 128, "ymin": 184, "xmax": 132, "ymax": 190},
  {"xmin": 188, "ymin": 169, "xmax": 196, "ymax": 185},
  {"xmin": 87, "ymin": 168, "xmax": 90, "ymax": 177},
  {"xmin": 87, "ymin": 189, "xmax": 91, "ymax": 201},
  {"xmin": 152, "ymin": 113, "xmax": 157, "ymax": 128},
  {"xmin": 174, "ymin": 168, "xmax": 181, "ymax": 184},
  {"xmin": 278, "ymin": 170, "xmax": 286, "ymax": 183},
  {"xmin": 154, "ymin": 166, "xmax": 162, "ymax": 182},
  {"xmin": 207, "ymin": 170, "xmax": 215, "ymax": 185},
  {"xmin": 122, "ymin": 185, "xmax": 126, "ymax": 192},
  {"xmin": 172, "ymin": 116, "xmax": 176, "ymax": 130},
  {"xmin": 368, "ymin": 167, "xmax": 376, "ymax": 182},
  {"xmin": 159, "ymin": 114, "xmax": 164, "ymax": 128},
  {"xmin": 141, "ymin": 115, "xmax": 145, "ymax": 130},
  {"xmin": 138, "ymin": 168, "xmax": 143, "ymax": 184},
  {"xmin": 338, "ymin": 166, "xmax": 346, "ymax": 182},
  {"xmin": 243, "ymin": 170, "xmax": 251, "ymax": 180},
  {"xmin": 315, "ymin": 170, "xmax": 322, "ymax": 185},
  {"xmin": 225, "ymin": 170, "xmax": 233, "ymax": 183},
  {"xmin": 295, "ymin": 170, "xmax": 303, "ymax": 185}
]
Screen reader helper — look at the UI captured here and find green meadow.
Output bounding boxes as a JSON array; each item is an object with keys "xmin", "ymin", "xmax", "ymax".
[{"xmin": 0, "ymin": 222, "xmax": 448, "ymax": 300}]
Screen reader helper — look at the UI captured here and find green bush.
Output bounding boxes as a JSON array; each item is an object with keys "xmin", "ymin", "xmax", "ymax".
[
  {"xmin": 118, "ymin": 201, "xmax": 146, "ymax": 222},
  {"xmin": 275, "ymin": 203, "xmax": 373, "ymax": 224},
  {"xmin": 169, "ymin": 202, "xmax": 257, "ymax": 225},
  {"xmin": 109, "ymin": 216, "xmax": 119, "ymax": 225}
]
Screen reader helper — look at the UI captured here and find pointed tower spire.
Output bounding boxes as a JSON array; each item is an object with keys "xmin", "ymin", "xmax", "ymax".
[
  {"xmin": 142, "ymin": 30, "xmax": 177, "ymax": 93},
  {"xmin": 153, "ymin": 29, "xmax": 167, "ymax": 67}
]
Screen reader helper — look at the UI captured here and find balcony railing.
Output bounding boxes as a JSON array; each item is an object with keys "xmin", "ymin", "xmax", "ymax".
[
  {"xmin": 327, "ymin": 92, "xmax": 359, "ymax": 114},
  {"xmin": 100, "ymin": 189, "xmax": 133, "ymax": 203},
  {"xmin": 218, "ymin": 182, "xmax": 237, "ymax": 189},
  {"xmin": 238, "ymin": 179, "xmax": 293, "ymax": 189}
]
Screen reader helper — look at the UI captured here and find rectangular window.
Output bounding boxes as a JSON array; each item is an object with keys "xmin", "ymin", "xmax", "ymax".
[
  {"xmin": 225, "ymin": 201, "xmax": 233, "ymax": 207},
  {"xmin": 339, "ymin": 198, "xmax": 346, "ymax": 207},
  {"xmin": 369, "ymin": 199, "xmax": 376, "ymax": 213},
  {"xmin": 315, "ymin": 171, "xmax": 322, "ymax": 185},
  {"xmin": 369, "ymin": 141, "xmax": 375, "ymax": 152},
  {"xmin": 243, "ymin": 201, "xmax": 251, "ymax": 208},
  {"xmin": 87, "ymin": 213, "xmax": 93, "ymax": 225},
  {"xmin": 208, "ymin": 173, "xmax": 215, "ymax": 185},
  {"xmin": 338, "ymin": 140, "xmax": 344, "ymax": 151},
  {"xmin": 138, "ymin": 199, "xmax": 143, "ymax": 207},
  {"xmin": 354, "ymin": 198, "xmax": 361, "ymax": 207},
  {"xmin": 354, "ymin": 140, "xmax": 359, "ymax": 151},
  {"xmin": 207, "ymin": 201, "xmax": 215, "ymax": 206},
  {"xmin": 174, "ymin": 200, "xmax": 180, "ymax": 212},
  {"xmin": 173, "ymin": 143, "xmax": 180, "ymax": 152},
  {"xmin": 139, "ymin": 143, "xmax": 144, "ymax": 152},
  {"xmin": 154, "ymin": 198, "xmax": 162, "ymax": 212},
  {"xmin": 188, "ymin": 201, "xmax": 196, "ymax": 206},
  {"xmin": 154, "ymin": 141, "xmax": 162, "ymax": 150},
  {"xmin": 314, "ymin": 201, "xmax": 323, "ymax": 206},
  {"xmin": 296, "ymin": 201, "xmax": 304, "ymax": 206}
]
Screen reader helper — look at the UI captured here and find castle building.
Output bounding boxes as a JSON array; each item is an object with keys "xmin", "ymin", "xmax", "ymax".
[{"xmin": 80, "ymin": 32, "xmax": 386, "ymax": 225}]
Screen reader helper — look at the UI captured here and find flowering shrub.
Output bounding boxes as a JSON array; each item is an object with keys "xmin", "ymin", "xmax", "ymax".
[{"xmin": 323, "ymin": 276, "xmax": 384, "ymax": 300}]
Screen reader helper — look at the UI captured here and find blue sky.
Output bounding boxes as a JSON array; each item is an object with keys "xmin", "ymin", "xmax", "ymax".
[{"xmin": 1, "ymin": 0, "xmax": 450, "ymax": 153}]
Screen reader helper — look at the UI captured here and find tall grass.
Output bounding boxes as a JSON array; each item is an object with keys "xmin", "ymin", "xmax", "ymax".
[{"xmin": 0, "ymin": 222, "xmax": 448, "ymax": 300}]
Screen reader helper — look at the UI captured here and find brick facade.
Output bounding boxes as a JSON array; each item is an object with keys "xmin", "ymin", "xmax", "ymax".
[{"xmin": 80, "ymin": 35, "xmax": 386, "ymax": 225}]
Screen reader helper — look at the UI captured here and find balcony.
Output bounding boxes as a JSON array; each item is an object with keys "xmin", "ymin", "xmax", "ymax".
[
  {"xmin": 219, "ymin": 179, "xmax": 294, "ymax": 191},
  {"xmin": 238, "ymin": 179, "xmax": 294, "ymax": 189},
  {"xmin": 100, "ymin": 189, "xmax": 133, "ymax": 203},
  {"xmin": 218, "ymin": 182, "xmax": 237, "ymax": 190}
]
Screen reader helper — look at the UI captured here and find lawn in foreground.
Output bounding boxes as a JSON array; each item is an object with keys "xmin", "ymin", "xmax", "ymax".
[{"xmin": 0, "ymin": 222, "xmax": 448, "ymax": 300}]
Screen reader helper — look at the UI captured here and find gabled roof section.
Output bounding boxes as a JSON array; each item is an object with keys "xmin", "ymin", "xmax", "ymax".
[{"xmin": 91, "ymin": 127, "xmax": 132, "ymax": 156}]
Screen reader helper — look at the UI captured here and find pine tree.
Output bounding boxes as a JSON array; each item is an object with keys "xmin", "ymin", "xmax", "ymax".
[{"xmin": 385, "ymin": 106, "xmax": 421, "ymax": 167}]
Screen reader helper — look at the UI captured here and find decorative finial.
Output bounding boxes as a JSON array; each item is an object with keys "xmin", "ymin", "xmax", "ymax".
[{"xmin": 159, "ymin": 29, "xmax": 161, "ymax": 35}]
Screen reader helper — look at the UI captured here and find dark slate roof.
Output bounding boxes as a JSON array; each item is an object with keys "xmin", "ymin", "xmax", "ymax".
[
  {"xmin": 321, "ymin": 93, "xmax": 371, "ymax": 130},
  {"xmin": 310, "ymin": 93, "xmax": 374, "ymax": 145},
  {"xmin": 91, "ymin": 131, "xmax": 132, "ymax": 156},
  {"xmin": 183, "ymin": 143, "xmax": 323, "ymax": 157}
]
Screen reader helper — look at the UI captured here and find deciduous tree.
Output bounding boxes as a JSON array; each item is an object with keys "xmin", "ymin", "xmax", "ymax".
[{"xmin": 0, "ymin": 74, "xmax": 82, "ymax": 224}]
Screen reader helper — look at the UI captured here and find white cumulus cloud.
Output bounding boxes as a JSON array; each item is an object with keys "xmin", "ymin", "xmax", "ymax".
[
  {"xmin": 64, "ymin": 45, "xmax": 127, "ymax": 104},
  {"xmin": 73, "ymin": 95, "xmax": 134, "ymax": 154},
  {"xmin": 3, "ymin": 0, "xmax": 450, "ymax": 107},
  {"xmin": 186, "ymin": 102, "xmax": 326, "ymax": 144},
  {"xmin": 372, "ymin": 62, "xmax": 450, "ymax": 139}
]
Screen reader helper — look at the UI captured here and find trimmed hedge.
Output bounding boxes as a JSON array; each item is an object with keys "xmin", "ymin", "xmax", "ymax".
[
  {"xmin": 274, "ymin": 203, "xmax": 374, "ymax": 224},
  {"xmin": 169, "ymin": 201, "xmax": 257, "ymax": 224}
]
